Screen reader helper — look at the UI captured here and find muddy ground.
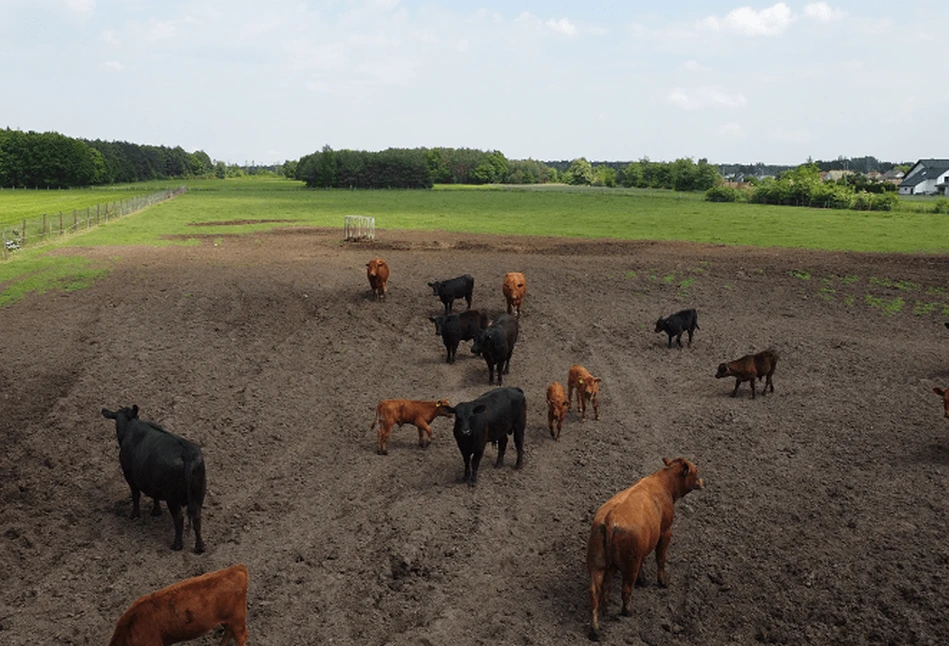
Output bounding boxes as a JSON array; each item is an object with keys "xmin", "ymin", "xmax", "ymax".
[{"xmin": 1, "ymin": 227, "xmax": 948, "ymax": 645}]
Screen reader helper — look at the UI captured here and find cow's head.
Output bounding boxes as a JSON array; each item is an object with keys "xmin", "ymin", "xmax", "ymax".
[
  {"xmin": 547, "ymin": 391, "xmax": 567, "ymax": 419},
  {"xmin": 429, "ymin": 315, "xmax": 446, "ymax": 336},
  {"xmin": 102, "ymin": 405, "xmax": 140, "ymax": 445},
  {"xmin": 714, "ymin": 363, "xmax": 730, "ymax": 379},
  {"xmin": 367, "ymin": 258, "xmax": 386, "ymax": 276},
  {"xmin": 435, "ymin": 399, "xmax": 454, "ymax": 418},
  {"xmin": 579, "ymin": 376, "xmax": 602, "ymax": 399},
  {"xmin": 471, "ymin": 329, "xmax": 487, "ymax": 355},
  {"xmin": 663, "ymin": 457, "xmax": 704, "ymax": 497},
  {"xmin": 933, "ymin": 387, "xmax": 949, "ymax": 419},
  {"xmin": 654, "ymin": 317, "xmax": 667, "ymax": 333},
  {"xmin": 427, "ymin": 280, "xmax": 442, "ymax": 296},
  {"xmin": 453, "ymin": 404, "xmax": 486, "ymax": 436}
]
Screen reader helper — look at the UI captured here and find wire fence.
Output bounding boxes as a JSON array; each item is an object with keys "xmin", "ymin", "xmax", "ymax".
[{"xmin": 1, "ymin": 186, "xmax": 187, "ymax": 260}]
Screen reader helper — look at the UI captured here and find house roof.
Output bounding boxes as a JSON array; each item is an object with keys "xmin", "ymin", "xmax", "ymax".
[{"xmin": 899, "ymin": 159, "xmax": 949, "ymax": 187}]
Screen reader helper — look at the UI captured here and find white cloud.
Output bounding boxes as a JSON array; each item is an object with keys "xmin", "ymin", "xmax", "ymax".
[
  {"xmin": 719, "ymin": 123, "xmax": 746, "ymax": 138},
  {"xmin": 545, "ymin": 18, "xmax": 576, "ymax": 36},
  {"xmin": 668, "ymin": 87, "xmax": 747, "ymax": 110},
  {"xmin": 803, "ymin": 2, "xmax": 846, "ymax": 23},
  {"xmin": 65, "ymin": 0, "xmax": 95, "ymax": 13},
  {"xmin": 697, "ymin": 3, "xmax": 794, "ymax": 36}
]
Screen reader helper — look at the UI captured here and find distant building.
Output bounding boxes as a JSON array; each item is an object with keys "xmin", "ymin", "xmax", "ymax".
[
  {"xmin": 882, "ymin": 168, "xmax": 905, "ymax": 184},
  {"xmin": 820, "ymin": 170, "xmax": 854, "ymax": 182},
  {"xmin": 898, "ymin": 159, "xmax": 949, "ymax": 196}
]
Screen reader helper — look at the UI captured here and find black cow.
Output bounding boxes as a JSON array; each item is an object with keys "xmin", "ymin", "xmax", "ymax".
[
  {"xmin": 102, "ymin": 405, "xmax": 207, "ymax": 553},
  {"xmin": 429, "ymin": 310, "xmax": 489, "ymax": 364},
  {"xmin": 655, "ymin": 308, "xmax": 700, "ymax": 348},
  {"xmin": 446, "ymin": 387, "xmax": 526, "ymax": 485},
  {"xmin": 471, "ymin": 313, "xmax": 518, "ymax": 385},
  {"xmin": 428, "ymin": 274, "xmax": 474, "ymax": 314}
]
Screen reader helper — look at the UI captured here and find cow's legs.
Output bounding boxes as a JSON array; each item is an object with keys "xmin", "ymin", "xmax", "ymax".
[
  {"xmin": 620, "ymin": 557, "xmax": 644, "ymax": 616},
  {"xmin": 675, "ymin": 332, "xmax": 683, "ymax": 347},
  {"xmin": 191, "ymin": 508, "xmax": 206, "ymax": 554},
  {"xmin": 687, "ymin": 328, "xmax": 694, "ymax": 346},
  {"xmin": 655, "ymin": 530, "xmax": 672, "ymax": 587},
  {"xmin": 129, "ymin": 486, "xmax": 142, "ymax": 519},
  {"xmin": 168, "ymin": 501, "xmax": 185, "ymax": 551},
  {"xmin": 750, "ymin": 378, "xmax": 757, "ymax": 399},
  {"xmin": 591, "ymin": 394, "xmax": 599, "ymax": 421},
  {"xmin": 418, "ymin": 422, "xmax": 433, "ymax": 448},
  {"xmin": 731, "ymin": 379, "xmax": 741, "ymax": 397},
  {"xmin": 461, "ymin": 454, "xmax": 472, "ymax": 483},
  {"xmin": 377, "ymin": 423, "xmax": 392, "ymax": 455},
  {"xmin": 469, "ymin": 450, "xmax": 484, "ymax": 485},
  {"xmin": 503, "ymin": 350, "xmax": 513, "ymax": 374},
  {"xmin": 495, "ymin": 435, "xmax": 508, "ymax": 467},
  {"xmin": 222, "ymin": 619, "xmax": 248, "ymax": 646},
  {"xmin": 580, "ymin": 394, "xmax": 587, "ymax": 422},
  {"xmin": 150, "ymin": 498, "xmax": 162, "ymax": 516},
  {"xmin": 589, "ymin": 568, "xmax": 607, "ymax": 641},
  {"xmin": 766, "ymin": 372, "xmax": 775, "ymax": 393}
]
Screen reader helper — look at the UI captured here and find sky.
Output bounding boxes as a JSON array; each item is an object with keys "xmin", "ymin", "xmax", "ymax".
[{"xmin": 2, "ymin": 1, "xmax": 947, "ymax": 166}]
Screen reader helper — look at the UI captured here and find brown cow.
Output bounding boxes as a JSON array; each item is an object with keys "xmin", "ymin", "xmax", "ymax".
[
  {"xmin": 108, "ymin": 564, "xmax": 249, "ymax": 646},
  {"xmin": 715, "ymin": 349, "xmax": 779, "ymax": 398},
  {"xmin": 366, "ymin": 258, "xmax": 389, "ymax": 300},
  {"xmin": 546, "ymin": 381, "xmax": 568, "ymax": 440},
  {"xmin": 502, "ymin": 271, "xmax": 526, "ymax": 316},
  {"xmin": 932, "ymin": 387, "xmax": 949, "ymax": 418},
  {"xmin": 370, "ymin": 399, "xmax": 453, "ymax": 455},
  {"xmin": 586, "ymin": 458, "xmax": 703, "ymax": 641},
  {"xmin": 567, "ymin": 364, "xmax": 602, "ymax": 422}
]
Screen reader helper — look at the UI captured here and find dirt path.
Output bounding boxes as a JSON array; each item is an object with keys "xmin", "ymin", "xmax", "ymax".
[{"xmin": 1, "ymin": 228, "xmax": 948, "ymax": 645}]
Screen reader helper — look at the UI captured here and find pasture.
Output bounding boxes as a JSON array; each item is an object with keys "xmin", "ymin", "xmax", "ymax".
[{"xmin": 1, "ymin": 220, "xmax": 948, "ymax": 644}]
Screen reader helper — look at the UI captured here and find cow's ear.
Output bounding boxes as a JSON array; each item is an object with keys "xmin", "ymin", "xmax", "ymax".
[
  {"xmin": 681, "ymin": 462, "xmax": 691, "ymax": 477},
  {"xmin": 472, "ymin": 404, "xmax": 487, "ymax": 416},
  {"xmin": 934, "ymin": 387, "xmax": 946, "ymax": 396},
  {"xmin": 594, "ymin": 378, "xmax": 603, "ymax": 383},
  {"xmin": 662, "ymin": 457, "xmax": 672, "ymax": 466},
  {"xmin": 131, "ymin": 405, "xmax": 139, "ymax": 418},
  {"xmin": 102, "ymin": 408, "xmax": 115, "ymax": 419}
]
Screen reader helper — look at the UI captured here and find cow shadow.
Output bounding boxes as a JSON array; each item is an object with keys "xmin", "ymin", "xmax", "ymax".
[{"xmin": 911, "ymin": 440, "xmax": 949, "ymax": 465}]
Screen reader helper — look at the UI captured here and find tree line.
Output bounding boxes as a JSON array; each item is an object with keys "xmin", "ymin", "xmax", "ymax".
[{"xmin": 0, "ymin": 128, "xmax": 215, "ymax": 188}]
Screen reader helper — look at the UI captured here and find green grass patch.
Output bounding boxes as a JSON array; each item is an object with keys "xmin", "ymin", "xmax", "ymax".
[
  {"xmin": 789, "ymin": 269, "xmax": 811, "ymax": 281},
  {"xmin": 869, "ymin": 276, "xmax": 920, "ymax": 291},
  {"xmin": 0, "ymin": 254, "xmax": 107, "ymax": 306},
  {"xmin": 864, "ymin": 294, "xmax": 904, "ymax": 316},
  {"xmin": 678, "ymin": 277, "xmax": 695, "ymax": 291},
  {"xmin": 913, "ymin": 301, "xmax": 941, "ymax": 316}
]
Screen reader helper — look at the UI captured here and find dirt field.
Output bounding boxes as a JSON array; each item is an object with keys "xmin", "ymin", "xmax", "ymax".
[{"xmin": 2, "ymin": 227, "xmax": 948, "ymax": 645}]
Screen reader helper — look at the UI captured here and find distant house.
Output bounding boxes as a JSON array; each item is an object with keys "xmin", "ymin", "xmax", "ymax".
[
  {"xmin": 865, "ymin": 170, "xmax": 884, "ymax": 182},
  {"xmin": 898, "ymin": 159, "xmax": 949, "ymax": 196},
  {"xmin": 820, "ymin": 170, "xmax": 853, "ymax": 182},
  {"xmin": 882, "ymin": 168, "xmax": 905, "ymax": 184}
]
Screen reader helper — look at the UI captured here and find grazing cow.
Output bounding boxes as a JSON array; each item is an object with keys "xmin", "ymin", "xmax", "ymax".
[
  {"xmin": 102, "ymin": 406, "xmax": 207, "ymax": 553},
  {"xmin": 932, "ymin": 387, "xmax": 949, "ymax": 418},
  {"xmin": 366, "ymin": 258, "xmax": 389, "ymax": 300},
  {"xmin": 502, "ymin": 271, "xmax": 527, "ymax": 317},
  {"xmin": 428, "ymin": 274, "xmax": 475, "ymax": 314},
  {"xmin": 471, "ymin": 313, "xmax": 519, "ymax": 385},
  {"xmin": 586, "ymin": 458, "xmax": 704, "ymax": 641},
  {"xmin": 370, "ymin": 399, "xmax": 454, "ymax": 455},
  {"xmin": 715, "ymin": 349, "xmax": 779, "ymax": 398},
  {"xmin": 429, "ymin": 310, "xmax": 489, "ymax": 364},
  {"xmin": 108, "ymin": 564, "xmax": 249, "ymax": 646},
  {"xmin": 655, "ymin": 308, "xmax": 699, "ymax": 348},
  {"xmin": 567, "ymin": 364, "xmax": 602, "ymax": 422},
  {"xmin": 547, "ymin": 381, "xmax": 568, "ymax": 440},
  {"xmin": 446, "ymin": 387, "xmax": 526, "ymax": 485}
]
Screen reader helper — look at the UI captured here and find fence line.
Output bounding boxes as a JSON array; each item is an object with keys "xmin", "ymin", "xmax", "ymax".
[
  {"xmin": 343, "ymin": 215, "xmax": 375, "ymax": 241},
  {"xmin": 1, "ymin": 186, "xmax": 187, "ymax": 260}
]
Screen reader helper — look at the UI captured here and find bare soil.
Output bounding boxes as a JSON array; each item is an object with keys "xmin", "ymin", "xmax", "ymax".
[{"xmin": 1, "ymin": 228, "xmax": 948, "ymax": 645}]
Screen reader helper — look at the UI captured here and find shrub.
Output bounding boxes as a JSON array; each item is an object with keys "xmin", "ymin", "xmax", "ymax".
[
  {"xmin": 705, "ymin": 185, "xmax": 739, "ymax": 202},
  {"xmin": 933, "ymin": 198, "xmax": 949, "ymax": 214}
]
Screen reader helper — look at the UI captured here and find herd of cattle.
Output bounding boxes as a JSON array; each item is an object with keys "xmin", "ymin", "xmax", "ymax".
[{"xmin": 94, "ymin": 257, "xmax": 949, "ymax": 644}]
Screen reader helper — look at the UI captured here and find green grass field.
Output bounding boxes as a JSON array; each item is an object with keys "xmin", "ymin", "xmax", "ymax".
[{"xmin": 2, "ymin": 177, "xmax": 949, "ymax": 306}]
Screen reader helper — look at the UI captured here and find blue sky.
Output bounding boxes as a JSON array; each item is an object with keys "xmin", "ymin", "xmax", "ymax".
[{"xmin": 2, "ymin": 1, "xmax": 946, "ymax": 166}]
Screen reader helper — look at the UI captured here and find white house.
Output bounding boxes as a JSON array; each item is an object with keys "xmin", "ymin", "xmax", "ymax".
[{"xmin": 898, "ymin": 159, "xmax": 949, "ymax": 196}]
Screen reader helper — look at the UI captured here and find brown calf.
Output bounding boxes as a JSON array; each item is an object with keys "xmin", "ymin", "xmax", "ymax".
[
  {"xmin": 932, "ymin": 387, "xmax": 949, "ymax": 418},
  {"xmin": 370, "ymin": 399, "xmax": 453, "ymax": 455},
  {"xmin": 546, "ymin": 381, "xmax": 568, "ymax": 440},
  {"xmin": 586, "ymin": 458, "xmax": 703, "ymax": 641},
  {"xmin": 366, "ymin": 258, "xmax": 389, "ymax": 300},
  {"xmin": 108, "ymin": 564, "xmax": 249, "ymax": 646},
  {"xmin": 502, "ymin": 272, "xmax": 527, "ymax": 316},
  {"xmin": 715, "ymin": 349, "xmax": 779, "ymax": 398},
  {"xmin": 567, "ymin": 364, "xmax": 602, "ymax": 422}
]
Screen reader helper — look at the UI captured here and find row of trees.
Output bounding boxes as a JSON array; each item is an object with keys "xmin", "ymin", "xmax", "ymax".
[
  {"xmin": 706, "ymin": 163, "xmax": 898, "ymax": 211},
  {"xmin": 0, "ymin": 128, "xmax": 215, "ymax": 188}
]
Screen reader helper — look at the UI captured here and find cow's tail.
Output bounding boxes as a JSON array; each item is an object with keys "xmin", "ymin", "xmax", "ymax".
[
  {"xmin": 369, "ymin": 406, "xmax": 381, "ymax": 432},
  {"xmin": 185, "ymin": 451, "xmax": 207, "ymax": 521}
]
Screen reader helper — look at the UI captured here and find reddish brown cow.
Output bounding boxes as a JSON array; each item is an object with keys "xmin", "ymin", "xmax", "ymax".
[
  {"xmin": 586, "ymin": 458, "xmax": 703, "ymax": 641},
  {"xmin": 933, "ymin": 386, "xmax": 949, "ymax": 418},
  {"xmin": 715, "ymin": 349, "xmax": 779, "ymax": 398},
  {"xmin": 366, "ymin": 258, "xmax": 389, "ymax": 300},
  {"xmin": 502, "ymin": 272, "xmax": 527, "ymax": 316},
  {"xmin": 567, "ymin": 364, "xmax": 602, "ymax": 422},
  {"xmin": 546, "ymin": 381, "xmax": 568, "ymax": 440},
  {"xmin": 108, "ymin": 564, "xmax": 249, "ymax": 646},
  {"xmin": 370, "ymin": 399, "xmax": 453, "ymax": 455}
]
